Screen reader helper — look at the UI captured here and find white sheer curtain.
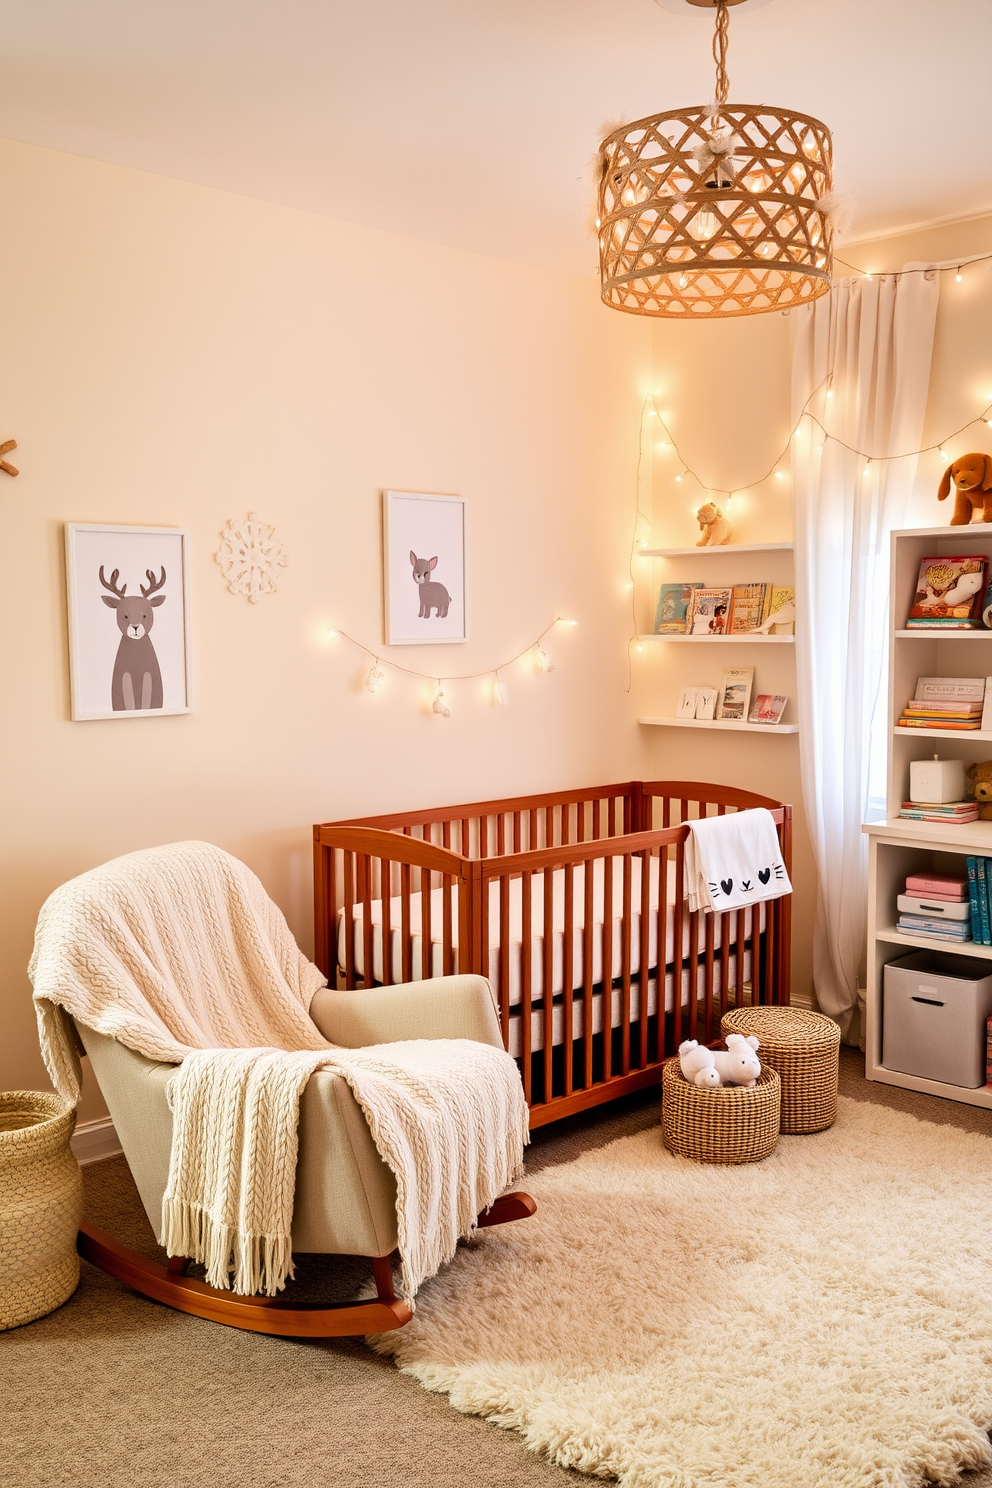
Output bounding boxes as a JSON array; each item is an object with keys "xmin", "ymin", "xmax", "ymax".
[{"xmin": 791, "ymin": 269, "xmax": 939, "ymax": 1038}]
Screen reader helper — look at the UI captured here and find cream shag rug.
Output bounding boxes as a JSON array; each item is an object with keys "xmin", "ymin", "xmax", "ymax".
[{"xmin": 371, "ymin": 1097, "xmax": 992, "ymax": 1488}]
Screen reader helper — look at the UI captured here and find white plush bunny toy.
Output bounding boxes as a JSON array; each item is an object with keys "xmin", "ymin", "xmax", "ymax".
[{"xmin": 679, "ymin": 1034, "xmax": 761, "ymax": 1089}]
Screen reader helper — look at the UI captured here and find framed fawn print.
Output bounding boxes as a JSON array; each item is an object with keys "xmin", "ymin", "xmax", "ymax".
[
  {"xmin": 65, "ymin": 524, "xmax": 192, "ymax": 720},
  {"xmin": 382, "ymin": 491, "xmax": 467, "ymax": 645}
]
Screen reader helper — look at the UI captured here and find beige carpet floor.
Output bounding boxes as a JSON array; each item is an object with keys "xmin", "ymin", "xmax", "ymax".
[{"xmin": 3, "ymin": 1048, "xmax": 992, "ymax": 1488}]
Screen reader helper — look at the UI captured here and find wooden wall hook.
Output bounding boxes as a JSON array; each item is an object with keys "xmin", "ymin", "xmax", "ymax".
[{"xmin": 0, "ymin": 439, "xmax": 18, "ymax": 477}]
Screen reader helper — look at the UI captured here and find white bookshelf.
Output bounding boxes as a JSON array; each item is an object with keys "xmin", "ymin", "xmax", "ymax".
[
  {"xmin": 863, "ymin": 521, "xmax": 992, "ymax": 1112},
  {"xmin": 639, "ymin": 541, "xmax": 798, "ymax": 732}
]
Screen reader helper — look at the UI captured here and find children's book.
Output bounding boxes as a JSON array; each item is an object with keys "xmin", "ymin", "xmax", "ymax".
[
  {"xmin": 915, "ymin": 677, "xmax": 986, "ymax": 703},
  {"xmin": 768, "ymin": 585, "xmax": 794, "ymax": 615},
  {"xmin": 748, "ymin": 693, "xmax": 788, "ymax": 725},
  {"xmin": 687, "ymin": 587, "xmax": 733, "ymax": 636},
  {"xmin": 654, "ymin": 583, "xmax": 701, "ymax": 634},
  {"xmin": 905, "ymin": 556, "xmax": 987, "ymax": 628},
  {"xmin": 716, "ymin": 666, "xmax": 754, "ymax": 722},
  {"xmin": 728, "ymin": 584, "xmax": 770, "ymax": 634}
]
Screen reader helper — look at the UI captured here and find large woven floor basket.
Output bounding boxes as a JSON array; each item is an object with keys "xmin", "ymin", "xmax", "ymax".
[
  {"xmin": 722, "ymin": 1006, "xmax": 841, "ymax": 1134},
  {"xmin": 0, "ymin": 1091, "xmax": 82, "ymax": 1330},
  {"xmin": 662, "ymin": 1059, "xmax": 780, "ymax": 1165}
]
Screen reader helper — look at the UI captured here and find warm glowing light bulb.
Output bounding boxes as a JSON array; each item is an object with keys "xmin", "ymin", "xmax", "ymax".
[
  {"xmin": 658, "ymin": 441, "xmax": 669, "ymax": 449},
  {"xmin": 815, "ymin": 443, "xmax": 823, "ymax": 454},
  {"xmin": 678, "ymin": 272, "xmax": 688, "ymax": 289},
  {"xmin": 675, "ymin": 474, "xmax": 683, "ymax": 483},
  {"xmin": 826, "ymin": 390, "xmax": 834, "ymax": 399},
  {"xmin": 938, "ymin": 447, "xmax": 947, "ymax": 459},
  {"xmin": 956, "ymin": 268, "xmax": 963, "ymax": 282},
  {"xmin": 327, "ymin": 628, "xmax": 338, "ymax": 638},
  {"xmin": 432, "ymin": 685, "xmax": 450, "ymax": 717},
  {"xmin": 647, "ymin": 409, "xmax": 658, "ymax": 417},
  {"xmin": 775, "ymin": 471, "xmax": 784, "ymax": 480},
  {"xmin": 637, "ymin": 538, "xmax": 648, "ymax": 548},
  {"xmin": 493, "ymin": 675, "xmax": 509, "ymax": 706},
  {"xmin": 366, "ymin": 663, "xmax": 385, "ymax": 694},
  {"xmin": 535, "ymin": 646, "xmax": 554, "ymax": 673},
  {"xmin": 863, "ymin": 462, "xmax": 871, "ymax": 475},
  {"xmin": 635, "ymin": 643, "xmax": 643, "ymax": 653}
]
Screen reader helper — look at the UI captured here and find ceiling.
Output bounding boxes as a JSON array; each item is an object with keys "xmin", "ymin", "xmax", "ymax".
[{"xmin": 0, "ymin": 0, "xmax": 989, "ymax": 274}]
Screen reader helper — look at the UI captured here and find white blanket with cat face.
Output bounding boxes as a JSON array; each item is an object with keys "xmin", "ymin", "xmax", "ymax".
[{"xmin": 683, "ymin": 808, "xmax": 792, "ymax": 914}]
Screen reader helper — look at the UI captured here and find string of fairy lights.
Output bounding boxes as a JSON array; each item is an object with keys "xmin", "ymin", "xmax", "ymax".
[
  {"xmin": 626, "ymin": 252, "xmax": 992, "ymax": 670},
  {"xmin": 325, "ymin": 616, "xmax": 576, "ymax": 717}
]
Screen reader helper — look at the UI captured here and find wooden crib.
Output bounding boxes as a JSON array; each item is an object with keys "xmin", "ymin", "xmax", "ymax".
[{"xmin": 313, "ymin": 780, "xmax": 792, "ymax": 1128}]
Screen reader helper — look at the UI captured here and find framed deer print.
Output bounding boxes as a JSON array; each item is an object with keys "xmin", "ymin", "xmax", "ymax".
[
  {"xmin": 65, "ymin": 524, "xmax": 192, "ymax": 720},
  {"xmin": 382, "ymin": 491, "xmax": 467, "ymax": 645}
]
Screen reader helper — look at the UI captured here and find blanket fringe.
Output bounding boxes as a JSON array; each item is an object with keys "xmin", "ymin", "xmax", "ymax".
[{"xmin": 161, "ymin": 1199, "xmax": 295, "ymax": 1297}]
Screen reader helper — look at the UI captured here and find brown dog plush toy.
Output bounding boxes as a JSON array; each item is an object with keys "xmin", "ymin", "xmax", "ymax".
[
  {"xmin": 938, "ymin": 453, "xmax": 992, "ymax": 525},
  {"xmin": 966, "ymin": 761, "xmax": 992, "ymax": 820}
]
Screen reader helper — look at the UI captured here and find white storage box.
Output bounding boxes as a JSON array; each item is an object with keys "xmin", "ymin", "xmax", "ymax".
[
  {"xmin": 883, "ymin": 950, "xmax": 992, "ymax": 1088},
  {"xmin": 896, "ymin": 894, "xmax": 971, "ymax": 922}
]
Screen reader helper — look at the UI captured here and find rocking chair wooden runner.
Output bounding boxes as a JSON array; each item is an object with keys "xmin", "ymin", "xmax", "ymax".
[{"xmin": 74, "ymin": 975, "xmax": 535, "ymax": 1338}]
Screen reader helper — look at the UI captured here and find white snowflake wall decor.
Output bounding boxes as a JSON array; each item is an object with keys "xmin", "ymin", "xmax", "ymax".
[{"xmin": 215, "ymin": 512, "xmax": 288, "ymax": 603}]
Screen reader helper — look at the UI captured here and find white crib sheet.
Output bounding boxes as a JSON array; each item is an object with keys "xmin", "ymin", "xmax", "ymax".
[
  {"xmin": 505, "ymin": 954, "xmax": 751, "ymax": 1057},
  {"xmin": 337, "ymin": 856, "xmax": 764, "ymax": 1006}
]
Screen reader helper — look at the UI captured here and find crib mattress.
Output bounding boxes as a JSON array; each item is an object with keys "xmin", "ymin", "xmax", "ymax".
[{"xmin": 337, "ymin": 856, "xmax": 764, "ymax": 1005}]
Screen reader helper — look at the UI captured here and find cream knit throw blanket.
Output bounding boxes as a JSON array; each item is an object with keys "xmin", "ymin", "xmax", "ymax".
[{"xmin": 29, "ymin": 841, "xmax": 528, "ymax": 1300}]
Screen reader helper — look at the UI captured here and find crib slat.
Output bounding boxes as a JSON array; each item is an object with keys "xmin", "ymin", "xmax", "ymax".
[
  {"xmin": 593, "ymin": 799, "xmax": 601, "ymax": 842},
  {"xmin": 639, "ymin": 848, "xmax": 651, "ymax": 1070},
  {"xmin": 542, "ymin": 865, "xmax": 554, "ymax": 1103},
  {"xmin": 582, "ymin": 857, "xmax": 594, "ymax": 1088},
  {"xmin": 688, "ymin": 903, "xmax": 699, "ymax": 1040},
  {"xmin": 703, "ymin": 906, "xmax": 716, "ymax": 1043},
  {"xmin": 326, "ymin": 848, "xmax": 338, "ymax": 987},
  {"xmin": 563, "ymin": 861, "xmax": 575, "ymax": 1096},
  {"xmin": 529, "ymin": 808, "xmax": 538, "ymax": 853},
  {"xmin": 420, "ymin": 864, "xmax": 431, "ymax": 981},
  {"xmin": 620, "ymin": 853, "xmax": 632, "ymax": 1074},
  {"xmin": 499, "ymin": 873, "xmax": 511, "ymax": 1035},
  {"xmin": 672, "ymin": 837, "xmax": 685, "ymax": 1050},
  {"xmin": 400, "ymin": 864, "xmax": 412, "ymax": 984},
  {"xmin": 602, "ymin": 852, "xmax": 613, "ymax": 1082},
  {"xmin": 442, "ymin": 873, "xmax": 454, "ymax": 977},
  {"xmin": 751, "ymin": 896, "xmax": 762, "ymax": 1007},
  {"xmin": 361, "ymin": 856, "xmax": 374, "ymax": 991},
  {"xmin": 521, "ymin": 870, "xmax": 533, "ymax": 1105},
  {"xmin": 343, "ymin": 854, "xmax": 357, "ymax": 990},
  {"xmin": 608, "ymin": 797, "xmax": 616, "ymax": 838},
  {"xmin": 379, "ymin": 859, "xmax": 392, "ymax": 986}
]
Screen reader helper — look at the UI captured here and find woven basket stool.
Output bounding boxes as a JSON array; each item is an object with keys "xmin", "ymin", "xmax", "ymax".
[
  {"xmin": 721, "ymin": 1006, "xmax": 841, "ymax": 1134},
  {"xmin": 661, "ymin": 1059, "xmax": 780, "ymax": 1164},
  {"xmin": 0, "ymin": 1091, "xmax": 82, "ymax": 1330}
]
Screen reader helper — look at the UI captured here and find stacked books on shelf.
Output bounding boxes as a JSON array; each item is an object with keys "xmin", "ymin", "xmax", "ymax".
[
  {"xmin": 896, "ymin": 870, "xmax": 972, "ymax": 943},
  {"xmin": 987, "ymin": 1015, "xmax": 992, "ymax": 1090},
  {"xmin": 898, "ymin": 799, "xmax": 979, "ymax": 824},
  {"xmin": 904, "ymin": 555, "xmax": 988, "ymax": 629},
  {"xmin": 967, "ymin": 859, "xmax": 992, "ymax": 946},
  {"xmin": 654, "ymin": 583, "xmax": 794, "ymax": 636},
  {"xmin": 896, "ymin": 676, "xmax": 987, "ymax": 732}
]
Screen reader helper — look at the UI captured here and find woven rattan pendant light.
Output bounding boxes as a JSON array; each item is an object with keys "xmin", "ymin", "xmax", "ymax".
[{"xmin": 597, "ymin": 0, "xmax": 834, "ymax": 318}]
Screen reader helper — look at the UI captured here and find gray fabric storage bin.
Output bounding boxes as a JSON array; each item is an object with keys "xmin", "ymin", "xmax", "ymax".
[{"xmin": 883, "ymin": 951, "xmax": 992, "ymax": 1088}]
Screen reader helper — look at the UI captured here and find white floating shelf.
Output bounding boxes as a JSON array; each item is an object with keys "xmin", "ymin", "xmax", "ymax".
[
  {"xmin": 892, "ymin": 727, "xmax": 991, "ymax": 740},
  {"xmin": 639, "ymin": 716, "xmax": 799, "ymax": 734},
  {"xmin": 637, "ymin": 633, "xmax": 795, "ymax": 645},
  {"xmin": 643, "ymin": 542, "xmax": 794, "ymax": 558},
  {"xmin": 894, "ymin": 630, "xmax": 992, "ymax": 639}
]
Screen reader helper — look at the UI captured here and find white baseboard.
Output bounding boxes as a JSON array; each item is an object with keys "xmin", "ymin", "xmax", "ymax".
[{"xmin": 71, "ymin": 1115, "xmax": 122, "ymax": 1165}]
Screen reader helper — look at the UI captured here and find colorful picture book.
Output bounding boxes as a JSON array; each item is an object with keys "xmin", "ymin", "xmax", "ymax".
[
  {"xmin": 748, "ymin": 693, "xmax": 788, "ymax": 725},
  {"xmin": 898, "ymin": 801, "xmax": 978, "ymax": 824},
  {"xmin": 687, "ymin": 587, "xmax": 733, "ymax": 636},
  {"xmin": 905, "ymin": 555, "xmax": 988, "ymax": 628},
  {"xmin": 654, "ymin": 583, "xmax": 701, "ymax": 634},
  {"xmin": 716, "ymin": 666, "xmax": 754, "ymax": 722},
  {"xmin": 728, "ymin": 584, "xmax": 771, "ymax": 634},
  {"xmin": 896, "ymin": 676, "xmax": 986, "ymax": 731}
]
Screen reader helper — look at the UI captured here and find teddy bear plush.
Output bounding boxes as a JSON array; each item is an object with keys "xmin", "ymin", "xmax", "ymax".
[
  {"xmin": 966, "ymin": 760, "xmax": 992, "ymax": 820},
  {"xmin": 678, "ymin": 1034, "xmax": 761, "ymax": 1088},
  {"xmin": 695, "ymin": 502, "xmax": 734, "ymax": 547},
  {"xmin": 937, "ymin": 454, "xmax": 992, "ymax": 526}
]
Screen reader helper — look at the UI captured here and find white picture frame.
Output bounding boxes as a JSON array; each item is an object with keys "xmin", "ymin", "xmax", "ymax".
[
  {"xmin": 382, "ymin": 491, "xmax": 467, "ymax": 645},
  {"xmin": 65, "ymin": 523, "xmax": 193, "ymax": 721}
]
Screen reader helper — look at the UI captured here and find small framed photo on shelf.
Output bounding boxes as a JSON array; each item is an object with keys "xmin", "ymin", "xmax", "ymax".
[
  {"xmin": 655, "ymin": 582, "xmax": 701, "ymax": 634},
  {"xmin": 687, "ymin": 586, "xmax": 732, "ymax": 636},
  {"xmin": 65, "ymin": 523, "xmax": 192, "ymax": 721},
  {"xmin": 382, "ymin": 490, "xmax": 467, "ymax": 645},
  {"xmin": 748, "ymin": 693, "xmax": 788, "ymax": 725},
  {"xmin": 677, "ymin": 687, "xmax": 699, "ymax": 718},
  {"xmin": 716, "ymin": 666, "xmax": 754, "ymax": 722}
]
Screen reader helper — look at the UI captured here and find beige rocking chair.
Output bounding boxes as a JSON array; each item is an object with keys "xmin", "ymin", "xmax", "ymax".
[{"xmin": 76, "ymin": 975, "xmax": 535, "ymax": 1338}]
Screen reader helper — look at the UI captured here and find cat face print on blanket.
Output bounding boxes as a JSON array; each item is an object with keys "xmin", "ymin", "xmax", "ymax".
[{"xmin": 682, "ymin": 807, "xmax": 793, "ymax": 915}]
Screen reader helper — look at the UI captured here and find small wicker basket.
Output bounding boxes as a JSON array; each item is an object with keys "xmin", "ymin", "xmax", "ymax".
[
  {"xmin": 721, "ymin": 1006, "xmax": 840, "ymax": 1134},
  {"xmin": 662, "ymin": 1059, "xmax": 781, "ymax": 1165},
  {"xmin": 0, "ymin": 1091, "xmax": 82, "ymax": 1331}
]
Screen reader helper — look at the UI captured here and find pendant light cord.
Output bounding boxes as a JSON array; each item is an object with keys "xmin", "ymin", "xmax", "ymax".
[{"xmin": 712, "ymin": 0, "xmax": 730, "ymax": 107}]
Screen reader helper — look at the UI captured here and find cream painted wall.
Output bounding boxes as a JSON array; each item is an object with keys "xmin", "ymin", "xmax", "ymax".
[
  {"xmin": 635, "ymin": 212, "xmax": 992, "ymax": 1008},
  {"xmin": 0, "ymin": 140, "xmax": 652, "ymax": 1122}
]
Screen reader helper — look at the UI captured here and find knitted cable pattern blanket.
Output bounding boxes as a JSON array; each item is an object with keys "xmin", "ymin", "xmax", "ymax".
[{"xmin": 29, "ymin": 841, "xmax": 528, "ymax": 1299}]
